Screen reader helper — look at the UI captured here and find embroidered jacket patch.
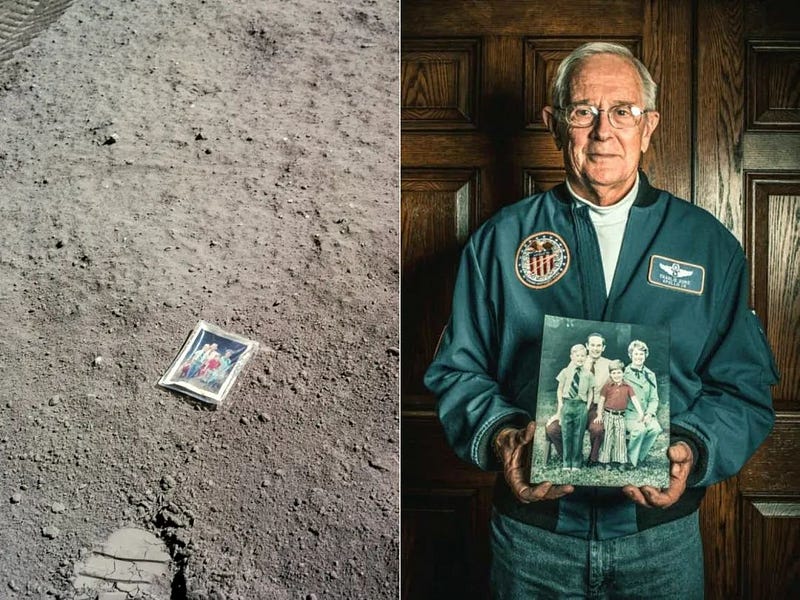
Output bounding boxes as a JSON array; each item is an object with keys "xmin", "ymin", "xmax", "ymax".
[
  {"xmin": 647, "ymin": 254, "xmax": 705, "ymax": 295},
  {"xmin": 515, "ymin": 231, "xmax": 570, "ymax": 289}
]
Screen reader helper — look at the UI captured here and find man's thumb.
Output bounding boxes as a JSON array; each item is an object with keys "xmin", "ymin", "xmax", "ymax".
[{"xmin": 521, "ymin": 420, "xmax": 536, "ymax": 443}]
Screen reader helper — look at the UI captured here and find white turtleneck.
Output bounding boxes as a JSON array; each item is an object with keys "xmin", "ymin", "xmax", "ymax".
[{"xmin": 567, "ymin": 175, "xmax": 639, "ymax": 295}]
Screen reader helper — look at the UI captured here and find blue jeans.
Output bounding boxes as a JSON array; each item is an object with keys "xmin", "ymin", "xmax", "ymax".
[{"xmin": 490, "ymin": 509, "xmax": 704, "ymax": 599}]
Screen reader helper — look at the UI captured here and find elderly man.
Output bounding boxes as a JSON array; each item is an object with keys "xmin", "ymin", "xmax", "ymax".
[{"xmin": 425, "ymin": 42, "xmax": 777, "ymax": 598}]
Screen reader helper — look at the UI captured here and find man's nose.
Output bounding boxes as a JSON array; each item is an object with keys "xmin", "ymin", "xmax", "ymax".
[{"xmin": 590, "ymin": 109, "xmax": 614, "ymax": 139}]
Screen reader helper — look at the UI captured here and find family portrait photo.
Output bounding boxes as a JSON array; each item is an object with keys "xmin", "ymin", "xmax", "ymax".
[
  {"xmin": 530, "ymin": 315, "xmax": 671, "ymax": 488},
  {"xmin": 158, "ymin": 320, "xmax": 259, "ymax": 406}
]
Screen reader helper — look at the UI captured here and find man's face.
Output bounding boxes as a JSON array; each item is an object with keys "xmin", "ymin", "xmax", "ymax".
[
  {"xmin": 586, "ymin": 336, "xmax": 605, "ymax": 359},
  {"xmin": 544, "ymin": 54, "xmax": 660, "ymax": 205}
]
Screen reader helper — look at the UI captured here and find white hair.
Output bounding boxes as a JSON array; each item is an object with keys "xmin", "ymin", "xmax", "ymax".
[{"xmin": 550, "ymin": 42, "xmax": 658, "ymax": 111}]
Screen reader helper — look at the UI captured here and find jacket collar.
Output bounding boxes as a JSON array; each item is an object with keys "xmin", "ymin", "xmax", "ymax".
[{"xmin": 552, "ymin": 170, "xmax": 660, "ymax": 208}]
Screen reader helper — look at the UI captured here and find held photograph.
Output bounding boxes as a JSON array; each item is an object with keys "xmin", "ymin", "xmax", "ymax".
[
  {"xmin": 158, "ymin": 320, "xmax": 259, "ymax": 406},
  {"xmin": 529, "ymin": 315, "xmax": 671, "ymax": 488}
]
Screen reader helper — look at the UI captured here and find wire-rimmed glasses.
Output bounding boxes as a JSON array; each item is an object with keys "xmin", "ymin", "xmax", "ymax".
[{"xmin": 557, "ymin": 103, "xmax": 649, "ymax": 129}]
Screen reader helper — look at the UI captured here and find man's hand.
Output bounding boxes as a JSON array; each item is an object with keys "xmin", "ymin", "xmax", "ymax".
[
  {"xmin": 623, "ymin": 442, "xmax": 693, "ymax": 508},
  {"xmin": 494, "ymin": 421, "xmax": 574, "ymax": 504}
]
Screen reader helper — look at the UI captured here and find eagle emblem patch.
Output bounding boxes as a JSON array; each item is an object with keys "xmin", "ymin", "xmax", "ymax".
[
  {"xmin": 648, "ymin": 254, "xmax": 705, "ymax": 295},
  {"xmin": 515, "ymin": 232, "xmax": 570, "ymax": 289}
]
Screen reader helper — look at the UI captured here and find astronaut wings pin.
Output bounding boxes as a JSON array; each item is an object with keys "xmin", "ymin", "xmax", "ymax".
[
  {"xmin": 659, "ymin": 262, "xmax": 694, "ymax": 278},
  {"xmin": 648, "ymin": 255, "xmax": 705, "ymax": 295}
]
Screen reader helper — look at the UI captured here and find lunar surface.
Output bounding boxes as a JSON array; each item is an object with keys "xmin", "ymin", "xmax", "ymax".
[{"xmin": 0, "ymin": 1, "xmax": 399, "ymax": 598}]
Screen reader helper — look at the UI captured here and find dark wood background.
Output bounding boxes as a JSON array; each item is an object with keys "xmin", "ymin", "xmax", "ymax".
[{"xmin": 401, "ymin": 1, "xmax": 800, "ymax": 598}]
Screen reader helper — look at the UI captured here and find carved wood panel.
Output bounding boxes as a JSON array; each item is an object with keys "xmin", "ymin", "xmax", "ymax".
[
  {"xmin": 740, "ymin": 496, "xmax": 800, "ymax": 598},
  {"xmin": 402, "ymin": 39, "xmax": 480, "ymax": 130},
  {"xmin": 744, "ymin": 173, "xmax": 800, "ymax": 412},
  {"xmin": 747, "ymin": 41, "xmax": 800, "ymax": 130},
  {"xmin": 402, "ymin": 489, "xmax": 492, "ymax": 600},
  {"xmin": 522, "ymin": 167, "xmax": 565, "ymax": 196},
  {"xmin": 402, "ymin": 414, "xmax": 495, "ymax": 600},
  {"xmin": 401, "ymin": 169, "xmax": 479, "ymax": 405},
  {"xmin": 741, "ymin": 414, "xmax": 800, "ymax": 493}
]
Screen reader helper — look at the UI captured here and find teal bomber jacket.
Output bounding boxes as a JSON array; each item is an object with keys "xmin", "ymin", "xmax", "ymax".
[{"xmin": 424, "ymin": 173, "xmax": 779, "ymax": 540}]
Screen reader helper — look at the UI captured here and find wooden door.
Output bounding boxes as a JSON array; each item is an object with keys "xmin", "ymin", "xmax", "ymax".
[
  {"xmin": 401, "ymin": 2, "xmax": 692, "ymax": 598},
  {"xmin": 696, "ymin": 2, "xmax": 800, "ymax": 598}
]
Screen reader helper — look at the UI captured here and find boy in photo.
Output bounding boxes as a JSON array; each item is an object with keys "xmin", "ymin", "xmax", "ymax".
[
  {"xmin": 597, "ymin": 360, "xmax": 643, "ymax": 471},
  {"xmin": 552, "ymin": 344, "xmax": 595, "ymax": 470}
]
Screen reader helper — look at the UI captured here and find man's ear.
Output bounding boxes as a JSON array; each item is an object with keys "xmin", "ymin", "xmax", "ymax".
[
  {"xmin": 542, "ymin": 106, "xmax": 562, "ymax": 150},
  {"xmin": 640, "ymin": 110, "xmax": 660, "ymax": 153}
]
